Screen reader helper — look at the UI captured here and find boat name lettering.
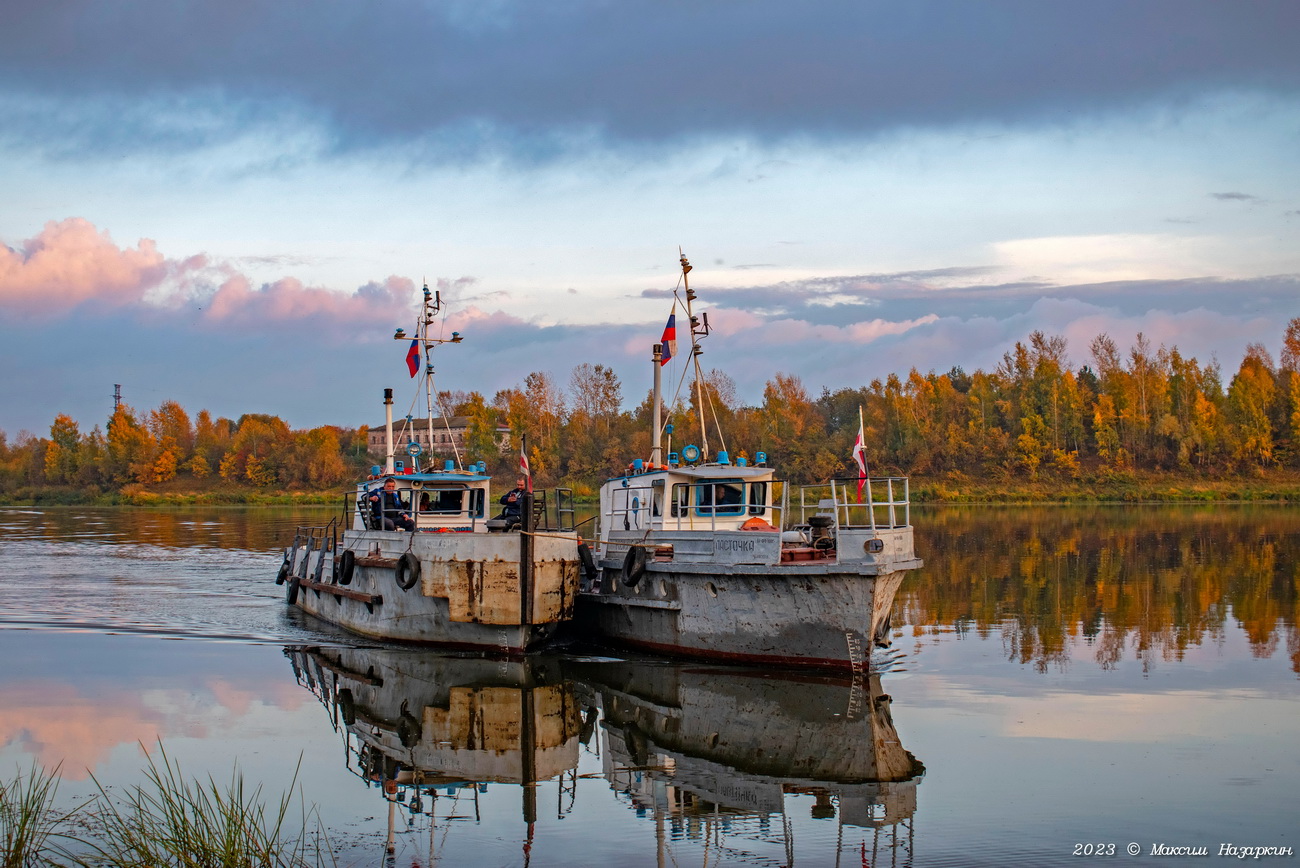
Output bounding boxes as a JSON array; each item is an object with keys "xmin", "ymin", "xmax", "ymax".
[{"xmin": 715, "ymin": 538, "xmax": 760, "ymax": 553}]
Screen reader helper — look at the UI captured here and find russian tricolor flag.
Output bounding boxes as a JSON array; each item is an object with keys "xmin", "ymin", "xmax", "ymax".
[
  {"xmin": 405, "ymin": 340, "xmax": 420, "ymax": 377},
  {"xmin": 659, "ymin": 311, "xmax": 677, "ymax": 366}
]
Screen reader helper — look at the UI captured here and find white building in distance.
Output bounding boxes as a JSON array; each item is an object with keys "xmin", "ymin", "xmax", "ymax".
[{"xmin": 366, "ymin": 417, "xmax": 511, "ymax": 460}]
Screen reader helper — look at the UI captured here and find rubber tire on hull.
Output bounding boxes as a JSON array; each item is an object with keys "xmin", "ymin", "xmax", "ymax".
[
  {"xmin": 285, "ymin": 577, "xmax": 300, "ymax": 605},
  {"xmin": 336, "ymin": 549, "xmax": 356, "ymax": 586},
  {"xmin": 622, "ymin": 545, "xmax": 647, "ymax": 587},
  {"xmin": 275, "ymin": 560, "xmax": 290, "ymax": 586},
  {"xmin": 395, "ymin": 552, "xmax": 420, "ymax": 592},
  {"xmin": 337, "ymin": 689, "xmax": 356, "ymax": 726},
  {"xmin": 398, "ymin": 711, "xmax": 423, "ymax": 748}
]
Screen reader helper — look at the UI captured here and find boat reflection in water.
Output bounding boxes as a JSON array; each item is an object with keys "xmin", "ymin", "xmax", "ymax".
[
  {"xmin": 286, "ymin": 647, "xmax": 923, "ymax": 865},
  {"xmin": 574, "ymin": 660, "xmax": 926, "ymax": 867},
  {"xmin": 284, "ymin": 645, "xmax": 584, "ymax": 858}
]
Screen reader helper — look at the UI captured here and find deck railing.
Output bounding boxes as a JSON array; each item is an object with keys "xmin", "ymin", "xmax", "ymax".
[
  {"xmin": 793, "ymin": 477, "xmax": 911, "ymax": 530},
  {"xmin": 286, "ymin": 517, "xmax": 340, "ymax": 582},
  {"xmin": 532, "ymin": 488, "xmax": 577, "ymax": 532},
  {"xmin": 598, "ymin": 475, "xmax": 911, "ymax": 549}
]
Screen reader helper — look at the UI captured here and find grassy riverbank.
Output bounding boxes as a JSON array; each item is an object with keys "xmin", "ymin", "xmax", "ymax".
[
  {"xmin": 7, "ymin": 469, "xmax": 1300, "ymax": 506},
  {"xmin": 1, "ymin": 479, "xmax": 345, "ymax": 506},
  {"xmin": 910, "ymin": 469, "xmax": 1300, "ymax": 503}
]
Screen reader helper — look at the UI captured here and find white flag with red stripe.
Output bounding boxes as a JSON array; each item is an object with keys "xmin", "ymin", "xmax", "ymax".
[
  {"xmin": 519, "ymin": 443, "xmax": 533, "ymax": 493},
  {"xmin": 852, "ymin": 409, "xmax": 868, "ymax": 503}
]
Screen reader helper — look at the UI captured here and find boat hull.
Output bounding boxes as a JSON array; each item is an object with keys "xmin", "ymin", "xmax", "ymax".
[
  {"xmin": 574, "ymin": 559, "xmax": 915, "ymax": 671},
  {"xmin": 283, "ymin": 529, "xmax": 579, "ymax": 653}
]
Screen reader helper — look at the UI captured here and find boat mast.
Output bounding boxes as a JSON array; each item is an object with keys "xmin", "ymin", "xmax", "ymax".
[
  {"xmin": 409, "ymin": 281, "xmax": 464, "ymax": 469},
  {"xmin": 651, "ymin": 342, "xmax": 663, "ymax": 465},
  {"xmin": 679, "ymin": 251, "xmax": 712, "ymax": 459}
]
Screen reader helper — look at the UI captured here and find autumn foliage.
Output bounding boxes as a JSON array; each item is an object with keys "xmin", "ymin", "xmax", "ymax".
[{"xmin": 5, "ymin": 318, "xmax": 1300, "ymax": 499}]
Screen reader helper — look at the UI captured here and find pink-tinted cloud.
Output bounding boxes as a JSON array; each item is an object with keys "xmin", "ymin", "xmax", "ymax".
[
  {"xmin": 0, "ymin": 675, "xmax": 315, "ymax": 780},
  {"xmin": 440, "ymin": 305, "xmax": 533, "ymax": 333},
  {"xmin": 0, "ymin": 683, "xmax": 164, "ymax": 779},
  {"xmin": 203, "ymin": 274, "xmax": 415, "ymax": 328},
  {"xmin": 0, "ymin": 218, "xmax": 167, "ymax": 314},
  {"xmin": 0, "ymin": 218, "xmax": 422, "ymax": 331}
]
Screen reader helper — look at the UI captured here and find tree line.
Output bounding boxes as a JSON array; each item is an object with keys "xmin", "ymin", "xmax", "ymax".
[{"xmin": 4, "ymin": 317, "xmax": 1300, "ymax": 497}]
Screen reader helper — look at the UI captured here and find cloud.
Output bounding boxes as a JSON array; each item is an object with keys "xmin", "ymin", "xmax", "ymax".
[
  {"xmin": 1211, "ymin": 192, "xmax": 1262, "ymax": 202},
  {"xmin": 2, "ymin": 1, "xmax": 1298, "ymax": 159},
  {"xmin": 992, "ymin": 233, "xmax": 1235, "ymax": 284},
  {"xmin": 0, "ymin": 218, "xmax": 420, "ymax": 333},
  {"xmin": 201, "ymin": 274, "xmax": 416, "ymax": 331},
  {"xmin": 0, "ymin": 218, "xmax": 167, "ymax": 312}
]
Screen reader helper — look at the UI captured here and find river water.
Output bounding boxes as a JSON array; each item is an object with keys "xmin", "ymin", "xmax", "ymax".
[{"xmin": 0, "ymin": 504, "xmax": 1295, "ymax": 866}]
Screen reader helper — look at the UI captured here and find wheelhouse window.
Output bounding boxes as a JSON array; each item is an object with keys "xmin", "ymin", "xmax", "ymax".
[
  {"xmin": 696, "ymin": 479, "xmax": 745, "ymax": 516},
  {"xmin": 671, "ymin": 483, "xmax": 691, "ymax": 517},
  {"xmin": 747, "ymin": 481, "xmax": 768, "ymax": 516},
  {"xmin": 418, "ymin": 488, "xmax": 465, "ymax": 514}
]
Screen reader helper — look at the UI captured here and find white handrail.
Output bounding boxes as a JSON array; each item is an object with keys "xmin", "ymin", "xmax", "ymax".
[{"xmin": 793, "ymin": 477, "xmax": 912, "ymax": 530}]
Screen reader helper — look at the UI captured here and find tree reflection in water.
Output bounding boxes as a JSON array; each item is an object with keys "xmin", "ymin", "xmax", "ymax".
[{"xmin": 900, "ymin": 504, "xmax": 1300, "ymax": 673}]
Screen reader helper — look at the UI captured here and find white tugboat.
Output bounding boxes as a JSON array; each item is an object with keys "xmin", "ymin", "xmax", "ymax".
[
  {"xmin": 275, "ymin": 283, "xmax": 580, "ymax": 652},
  {"xmin": 576, "ymin": 253, "xmax": 923, "ymax": 671}
]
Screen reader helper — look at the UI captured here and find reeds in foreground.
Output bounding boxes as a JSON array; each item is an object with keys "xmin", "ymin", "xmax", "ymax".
[
  {"xmin": 2, "ymin": 745, "xmax": 332, "ymax": 868},
  {"xmin": 1, "ymin": 761, "xmax": 67, "ymax": 867}
]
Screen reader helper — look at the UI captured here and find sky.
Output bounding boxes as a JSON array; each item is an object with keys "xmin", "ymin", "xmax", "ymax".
[{"xmin": 2, "ymin": 0, "xmax": 1299, "ymax": 436}]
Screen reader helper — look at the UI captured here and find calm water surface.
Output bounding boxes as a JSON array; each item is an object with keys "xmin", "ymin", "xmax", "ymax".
[{"xmin": 0, "ymin": 504, "xmax": 1296, "ymax": 866}]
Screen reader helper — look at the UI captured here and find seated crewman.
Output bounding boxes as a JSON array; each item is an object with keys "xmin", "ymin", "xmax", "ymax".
[
  {"xmin": 369, "ymin": 477, "xmax": 415, "ymax": 532},
  {"xmin": 496, "ymin": 477, "xmax": 527, "ymax": 528}
]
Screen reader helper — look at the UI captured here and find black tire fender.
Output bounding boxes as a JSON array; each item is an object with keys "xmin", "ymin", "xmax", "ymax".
[
  {"xmin": 274, "ymin": 559, "xmax": 290, "ymax": 586},
  {"xmin": 621, "ymin": 545, "xmax": 647, "ymax": 587},
  {"xmin": 625, "ymin": 726, "xmax": 650, "ymax": 767},
  {"xmin": 336, "ymin": 549, "xmax": 356, "ymax": 586},
  {"xmin": 395, "ymin": 552, "xmax": 420, "ymax": 591},
  {"xmin": 285, "ymin": 576, "xmax": 300, "ymax": 605},
  {"xmin": 397, "ymin": 710, "xmax": 422, "ymax": 748},
  {"xmin": 578, "ymin": 543, "xmax": 598, "ymax": 584},
  {"xmin": 337, "ymin": 688, "xmax": 356, "ymax": 726}
]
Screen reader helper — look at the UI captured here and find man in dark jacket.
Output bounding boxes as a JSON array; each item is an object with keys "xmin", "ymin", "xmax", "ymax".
[
  {"xmin": 370, "ymin": 477, "xmax": 415, "ymax": 531},
  {"xmin": 497, "ymin": 477, "xmax": 527, "ymax": 528}
]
